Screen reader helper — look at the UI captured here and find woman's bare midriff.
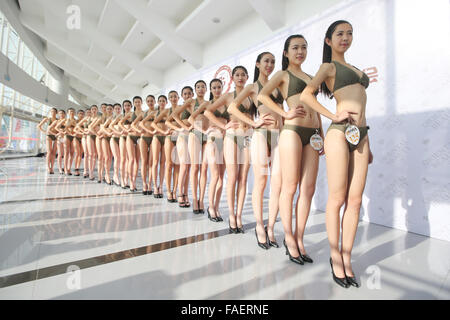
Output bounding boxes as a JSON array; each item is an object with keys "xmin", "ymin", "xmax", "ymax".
[
  {"xmin": 284, "ymin": 94, "xmax": 320, "ymax": 128},
  {"xmin": 334, "ymin": 85, "xmax": 367, "ymax": 126}
]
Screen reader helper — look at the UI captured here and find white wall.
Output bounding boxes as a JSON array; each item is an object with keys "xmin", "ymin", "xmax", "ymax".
[{"xmin": 158, "ymin": 0, "xmax": 450, "ymax": 242}]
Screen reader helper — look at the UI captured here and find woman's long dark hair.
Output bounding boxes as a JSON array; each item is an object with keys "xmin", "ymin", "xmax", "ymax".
[
  {"xmin": 253, "ymin": 52, "xmax": 272, "ymax": 83},
  {"xmin": 321, "ymin": 20, "xmax": 352, "ymax": 98},
  {"xmin": 209, "ymin": 78, "xmax": 222, "ymax": 101},
  {"xmin": 282, "ymin": 35, "xmax": 307, "ymax": 70}
]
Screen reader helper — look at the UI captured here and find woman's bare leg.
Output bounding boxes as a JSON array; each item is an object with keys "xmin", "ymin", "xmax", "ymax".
[
  {"xmin": 324, "ymin": 130, "xmax": 349, "ymax": 278},
  {"xmin": 119, "ymin": 137, "xmax": 127, "ymax": 187},
  {"xmin": 199, "ymin": 143, "xmax": 208, "ymax": 211},
  {"xmin": 140, "ymin": 139, "xmax": 149, "ymax": 192},
  {"xmin": 188, "ymin": 133, "xmax": 201, "ymax": 210},
  {"xmin": 267, "ymin": 143, "xmax": 282, "ymax": 243},
  {"xmin": 278, "ymin": 130, "xmax": 302, "ymax": 257},
  {"xmin": 110, "ymin": 139, "xmax": 120, "ymax": 184},
  {"xmin": 224, "ymin": 135, "xmax": 238, "ymax": 228},
  {"xmin": 341, "ymin": 137, "xmax": 369, "ymax": 277},
  {"xmin": 164, "ymin": 139, "xmax": 173, "ymax": 198},
  {"xmin": 236, "ymin": 147, "xmax": 251, "ymax": 229},
  {"xmin": 295, "ymin": 144, "xmax": 319, "ymax": 255},
  {"xmin": 250, "ymin": 131, "xmax": 269, "ymax": 242},
  {"xmin": 152, "ymin": 138, "xmax": 162, "ymax": 193}
]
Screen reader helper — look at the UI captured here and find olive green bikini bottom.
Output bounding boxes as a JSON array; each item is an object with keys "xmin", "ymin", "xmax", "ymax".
[
  {"xmin": 141, "ymin": 136, "xmax": 153, "ymax": 146},
  {"xmin": 190, "ymin": 129, "xmax": 207, "ymax": 145},
  {"xmin": 327, "ymin": 123, "xmax": 369, "ymax": 152},
  {"xmin": 208, "ymin": 136, "xmax": 224, "ymax": 154},
  {"xmin": 282, "ymin": 124, "xmax": 321, "ymax": 146},
  {"xmin": 225, "ymin": 133, "xmax": 249, "ymax": 151},
  {"xmin": 254, "ymin": 128, "xmax": 279, "ymax": 155},
  {"xmin": 156, "ymin": 135, "xmax": 165, "ymax": 146},
  {"xmin": 129, "ymin": 135, "xmax": 139, "ymax": 145}
]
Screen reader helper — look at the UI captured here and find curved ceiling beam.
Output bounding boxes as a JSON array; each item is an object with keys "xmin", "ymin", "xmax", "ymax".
[
  {"xmin": 19, "ymin": 12, "xmax": 141, "ymax": 96},
  {"xmin": 113, "ymin": 0, "xmax": 203, "ymax": 69}
]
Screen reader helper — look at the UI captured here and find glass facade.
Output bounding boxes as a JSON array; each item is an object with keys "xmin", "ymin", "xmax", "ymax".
[{"xmin": 0, "ymin": 11, "xmax": 57, "ymax": 157}]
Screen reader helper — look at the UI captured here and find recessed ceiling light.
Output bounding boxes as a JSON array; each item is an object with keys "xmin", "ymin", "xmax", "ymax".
[{"xmin": 212, "ymin": 17, "xmax": 220, "ymax": 24}]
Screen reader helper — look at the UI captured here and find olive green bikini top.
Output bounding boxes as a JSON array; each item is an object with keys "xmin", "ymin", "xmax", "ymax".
[
  {"xmin": 256, "ymin": 81, "xmax": 284, "ymax": 106},
  {"xmin": 193, "ymin": 99, "xmax": 205, "ymax": 115},
  {"xmin": 156, "ymin": 108, "xmax": 169, "ymax": 123},
  {"xmin": 285, "ymin": 70, "xmax": 313, "ymax": 99},
  {"xmin": 180, "ymin": 105, "xmax": 191, "ymax": 120},
  {"xmin": 145, "ymin": 110, "xmax": 155, "ymax": 121},
  {"xmin": 213, "ymin": 102, "xmax": 230, "ymax": 121},
  {"xmin": 332, "ymin": 61, "xmax": 369, "ymax": 92},
  {"xmin": 233, "ymin": 91, "xmax": 253, "ymax": 114}
]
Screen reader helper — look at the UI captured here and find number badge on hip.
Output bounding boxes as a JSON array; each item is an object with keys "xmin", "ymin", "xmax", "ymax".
[
  {"xmin": 345, "ymin": 125, "xmax": 360, "ymax": 145},
  {"xmin": 310, "ymin": 132, "xmax": 324, "ymax": 151}
]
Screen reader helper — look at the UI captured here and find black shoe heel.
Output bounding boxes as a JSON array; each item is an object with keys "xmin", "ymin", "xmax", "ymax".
[
  {"xmin": 229, "ymin": 221, "xmax": 238, "ymax": 234},
  {"xmin": 265, "ymin": 226, "xmax": 279, "ymax": 248},
  {"xmin": 283, "ymin": 240, "xmax": 304, "ymax": 265},
  {"xmin": 330, "ymin": 258, "xmax": 349, "ymax": 288},
  {"xmin": 255, "ymin": 227, "xmax": 269, "ymax": 250},
  {"xmin": 299, "ymin": 253, "xmax": 313, "ymax": 263},
  {"xmin": 207, "ymin": 208, "xmax": 218, "ymax": 222}
]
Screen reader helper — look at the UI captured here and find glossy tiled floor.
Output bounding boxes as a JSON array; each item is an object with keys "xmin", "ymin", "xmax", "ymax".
[{"xmin": 0, "ymin": 158, "xmax": 449, "ymax": 300}]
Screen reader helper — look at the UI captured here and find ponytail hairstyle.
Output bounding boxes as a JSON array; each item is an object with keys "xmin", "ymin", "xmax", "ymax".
[
  {"xmin": 253, "ymin": 52, "xmax": 273, "ymax": 83},
  {"xmin": 282, "ymin": 34, "xmax": 307, "ymax": 70},
  {"xmin": 321, "ymin": 20, "xmax": 352, "ymax": 98},
  {"xmin": 209, "ymin": 78, "xmax": 223, "ymax": 101}
]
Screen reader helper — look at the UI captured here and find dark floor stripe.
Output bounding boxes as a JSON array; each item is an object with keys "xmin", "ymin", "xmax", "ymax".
[
  {"xmin": 0, "ymin": 192, "xmax": 143, "ymax": 205},
  {"xmin": 0, "ymin": 221, "xmax": 259, "ymax": 288}
]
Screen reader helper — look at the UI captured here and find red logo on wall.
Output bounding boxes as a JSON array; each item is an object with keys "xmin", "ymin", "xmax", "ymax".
[
  {"xmin": 214, "ymin": 65, "xmax": 232, "ymax": 93},
  {"xmin": 363, "ymin": 67, "xmax": 379, "ymax": 83}
]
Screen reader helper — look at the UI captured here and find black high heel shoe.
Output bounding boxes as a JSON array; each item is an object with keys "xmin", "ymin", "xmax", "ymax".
[
  {"xmin": 198, "ymin": 201, "xmax": 204, "ymax": 214},
  {"xmin": 193, "ymin": 200, "xmax": 201, "ymax": 214},
  {"xmin": 283, "ymin": 240, "xmax": 304, "ymax": 265},
  {"xmin": 236, "ymin": 222, "xmax": 244, "ymax": 233},
  {"xmin": 345, "ymin": 275, "xmax": 360, "ymax": 288},
  {"xmin": 344, "ymin": 264, "xmax": 360, "ymax": 288},
  {"xmin": 255, "ymin": 227, "xmax": 269, "ymax": 250},
  {"xmin": 216, "ymin": 211, "xmax": 223, "ymax": 222},
  {"xmin": 330, "ymin": 258, "xmax": 349, "ymax": 288},
  {"xmin": 229, "ymin": 221, "xmax": 238, "ymax": 234},
  {"xmin": 265, "ymin": 226, "xmax": 279, "ymax": 248},
  {"xmin": 178, "ymin": 195, "xmax": 186, "ymax": 207},
  {"xmin": 207, "ymin": 208, "xmax": 218, "ymax": 222},
  {"xmin": 299, "ymin": 252, "xmax": 314, "ymax": 263}
]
